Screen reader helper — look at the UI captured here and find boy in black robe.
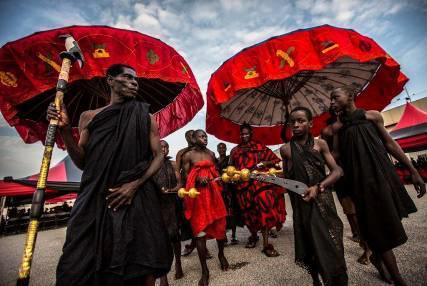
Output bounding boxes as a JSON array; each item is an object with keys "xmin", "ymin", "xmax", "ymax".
[
  {"xmin": 329, "ymin": 86, "xmax": 425, "ymax": 286},
  {"xmin": 280, "ymin": 107, "xmax": 347, "ymax": 286}
]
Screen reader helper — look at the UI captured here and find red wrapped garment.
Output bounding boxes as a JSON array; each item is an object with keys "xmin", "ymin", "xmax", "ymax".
[
  {"xmin": 230, "ymin": 141, "xmax": 286, "ymax": 232},
  {"xmin": 184, "ymin": 160, "xmax": 227, "ymax": 239}
]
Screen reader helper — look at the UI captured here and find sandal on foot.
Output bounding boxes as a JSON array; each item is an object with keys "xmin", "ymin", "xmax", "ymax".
[
  {"xmin": 262, "ymin": 244, "xmax": 280, "ymax": 257},
  {"xmin": 245, "ymin": 235, "xmax": 259, "ymax": 248},
  {"xmin": 230, "ymin": 238, "xmax": 239, "ymax": 245}
]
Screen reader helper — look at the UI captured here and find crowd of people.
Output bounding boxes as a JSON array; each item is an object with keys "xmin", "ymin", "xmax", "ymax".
[
  {"xmin": 44, "ymin": 64, "xmax": 425, "ymax": 286},
  {"xmin": 1, "ymin": 202, "xmax": 72, "ymax": 235}
]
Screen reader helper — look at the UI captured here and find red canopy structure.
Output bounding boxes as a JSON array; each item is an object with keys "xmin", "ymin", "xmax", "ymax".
[
  {"xmin": 0, "ymin": 25, "xmax": 204, "ymax": 148},
  {"xmin": 206, "ymin": 25, "xmax": 407, "ymax": 144},
  {"xmin": 390, "ymin": 102, "xmax": 427, "ymax": 152},
  {"xmin": 0, "ymin": 156, "xmax": 81, "ymax": 202}
]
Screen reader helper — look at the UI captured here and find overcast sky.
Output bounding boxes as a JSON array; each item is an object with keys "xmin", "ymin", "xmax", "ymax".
[{"xmin": 0, "ymin": 0, "xmax": 426, "ymax": 178}]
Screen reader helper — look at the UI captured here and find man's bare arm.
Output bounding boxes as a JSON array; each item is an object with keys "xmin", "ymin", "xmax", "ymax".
[
  {"xmin": 367, "ymin": 110, "xmax": 425, "ymax": 197},
  {"xmin": 47, "ymin": 102, "xmax": 87, "ymax": 170},
  {"xmin": 180, "ymin": 152, "xmax": 192, "ymax": 188},
  {"xmin": 318, "ymin": 139, "xmax": 343, "ymax": 191}
]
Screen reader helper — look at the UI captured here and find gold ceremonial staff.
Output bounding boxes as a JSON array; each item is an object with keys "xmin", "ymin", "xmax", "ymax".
[{"xmin": 16, "ymin": 35, "xmax": 84, "ymax": 286}]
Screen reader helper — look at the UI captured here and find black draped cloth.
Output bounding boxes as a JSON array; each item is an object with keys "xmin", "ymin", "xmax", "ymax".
[
  {"xmin": 56, "ymin": 100, "xmax": 173, "ymax": 286},
  {"xmin": 152, "ymin": 158, "xmax": 181, "ymax": 242},
  {"xmin": 338, "ymin": 109, "xmax": 416, "ymax": 253},
  {"xmin": 287, "ymin": 136, "xmax": 347, "ymax": 286}
]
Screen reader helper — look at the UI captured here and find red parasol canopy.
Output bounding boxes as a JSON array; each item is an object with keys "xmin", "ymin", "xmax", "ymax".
[
  {"xmin": 206, "ymin": 25, "xmax": 408, "ymax": 144},
  {"xmin": 0, "ymin": 25, "xmax": 204, "ymax": 148}
]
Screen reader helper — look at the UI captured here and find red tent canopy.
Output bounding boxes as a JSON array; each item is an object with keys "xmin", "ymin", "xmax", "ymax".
[
  {"xmin": 390, "ymin": 102, "xmax": 427, "ymax": 152},
  {"xmin": 0, "ymin": 156, "xmax": 81, "ymax": 202}
]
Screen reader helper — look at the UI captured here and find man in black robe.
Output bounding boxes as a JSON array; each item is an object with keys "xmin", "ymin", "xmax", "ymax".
[
  {"xmin": 216, "ymin": 142, "xmax": 240, "ymax": 245},
  {"xmin": 48, "ymin": 64, "xmax": 173, "ymax": 286},
  {"xmin": 153, "ymin": 140, "xmax": 183, "ymax": 285},
  {"xmin": 329, "ymin": 86, "xmax": 425, "ymax": 286},
  {"xmin": 280, "ymin": 107, "xmax": 347, "ymax": 286}
]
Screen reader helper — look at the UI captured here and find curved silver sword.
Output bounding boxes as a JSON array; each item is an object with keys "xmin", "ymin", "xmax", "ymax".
[{"xmin": 251, "ymin": 174, "xmax": 307, "ymax": 196}]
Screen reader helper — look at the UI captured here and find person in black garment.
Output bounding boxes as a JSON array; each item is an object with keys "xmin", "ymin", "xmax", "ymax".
[
  {"xmin": 49, "ymin": 64, "xmax": 172, "ymax": 286},
  {"xmin": 280, "ymin": 107, "xmax": 347, "ymax": 286},
  {"xmin": 329, "ymin": 86, "xmax": 425, "ymax": 286},
  {"xmin": 153, "ymin": 140, "xmax": 184, "ymax": 285}
]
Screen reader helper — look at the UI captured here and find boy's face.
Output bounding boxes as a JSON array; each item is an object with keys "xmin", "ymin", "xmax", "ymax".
[
  {"xmin": 330, "ymin": 88, "xmax": 352, "ymax": 113},
  {"xmin": 217, "ymin": 144, "xmax": 227, "ymax": 156},
  {"xmin": 160, "ymin": 141, "xmax": 169, "ymax": 157},
  {"xmin": 289, "ymin": 110, "xmax": 312, "ymax": 137},
  {"xmin": 194, "ymin": 131, "xmax": 208, "ymax": 147}
]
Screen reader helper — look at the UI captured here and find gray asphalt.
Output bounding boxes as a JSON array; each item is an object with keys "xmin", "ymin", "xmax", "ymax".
[{"xmin": 1, "ymin": 186, "xmax": 426, "ymax": 286}]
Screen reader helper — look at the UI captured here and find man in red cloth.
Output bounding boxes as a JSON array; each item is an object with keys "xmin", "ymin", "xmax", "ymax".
[
  {"xmin": 230, "ymin": 124, "xmax": 286, "ymax": 257},
  {"xmin": 181, "ymin": 129, "xmax": 229, "ymax": 286}
]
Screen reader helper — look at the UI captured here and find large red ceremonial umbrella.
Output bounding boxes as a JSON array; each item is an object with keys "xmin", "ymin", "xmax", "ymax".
[
  {"xmin": 206, "ymin": 25, "xmax": 408, "ymax": 144},
  {"xmin": 0, "ymin": 25, "xmax": 204, "ymax": 148}
]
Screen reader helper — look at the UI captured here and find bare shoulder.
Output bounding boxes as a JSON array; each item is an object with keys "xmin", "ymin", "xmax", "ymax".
[
  {"xmin": 366, "ymin": 110, "xmax": 383, "ymax": 123},
  {"xmin": 321, "ymin": 125, "xmax": 333, "ymax": 138},
  {"xmin": 182, "ymin": 149, "xmax": 193, "ymax": 162},
  {"xmin": 279, "ymin": 143, "xmax": 291, "ymax": 158},
  {"xmin": 315, "ymin": 138, "xmax": 329, "ymax": 151},
  {"xmin": 78, "ymin": 109, "xmax": 99, "ymax": 130},
  {"xmin": 208, "ymin": 149, "xmax": 216, "ymax": 158}
]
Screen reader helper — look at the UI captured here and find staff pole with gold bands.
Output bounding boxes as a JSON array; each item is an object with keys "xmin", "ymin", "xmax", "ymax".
[{"xmin": 16, "ymin": 35, "xmax": 84, "ymax": 286}]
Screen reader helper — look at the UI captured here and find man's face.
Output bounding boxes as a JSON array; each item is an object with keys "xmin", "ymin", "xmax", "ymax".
[
  {"xmin": 240, "ymin": 128, "xmax": 252, "ymax": 144},
  {"xmin": 160, "ymin": 141, "xmax": 169, "ymax": 157},
  {"xmin": 289, "ymin": 110, "xmax": 312, "ymax": 137},
  {"xmin": 217, "ymin": 144, "xmax": 227, "ymax": 156},
  {"xmin": 108, "ymin": 67, "xmax": 139, "ymax": 99},
  {"xmin": 194, "ymin": 131, "xmax": 208, "ymax": 147},
  {"xmin": 330, "ymin": 89, "xmax": 351, "ymax": 113}
]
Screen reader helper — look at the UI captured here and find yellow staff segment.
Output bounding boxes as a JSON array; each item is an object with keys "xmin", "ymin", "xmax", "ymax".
[{"xmin": 18, "ymin": 220, "xmax": 39, "ymax": 278}]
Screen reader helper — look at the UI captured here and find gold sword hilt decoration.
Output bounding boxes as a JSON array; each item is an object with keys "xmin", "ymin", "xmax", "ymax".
[
  {"xmin": 178, "ymin": 187, "xmax": 200, "ymax": 199},
  {"xmin": 221, "ymin": 166, "xmax": 283, "ymax": 183}
]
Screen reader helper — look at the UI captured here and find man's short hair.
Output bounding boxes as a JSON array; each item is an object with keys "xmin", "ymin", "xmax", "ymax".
[
  {"xmin": 194, "ymin": 129, "xmax": 206, "ymax": 136},
  {"xmin": 240, "ymin": 123, "xmax": 252, "ymax": 132},
  {"xmin": 160, "ymin": 140, "xmax": 169, "ymax": 147},
  {"xmin": 217, "ymin": 142, "xmax": 226, "ymax": 147},
  {"xmin": 290, "ymin": 106, "xmax": 313, "ymax": 121},
  {"xmin": 106, "ymin": 64, "xmax": 135, "ymax": 77},
  {"xmin": 185, "ymin": 130, "xmax": 194, "ymax": 137},
  {"xmin": 332, "ymin": 86, "xmax": 358, "ymax": 98}
]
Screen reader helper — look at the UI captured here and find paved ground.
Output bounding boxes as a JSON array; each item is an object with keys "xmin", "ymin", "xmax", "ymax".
[{"xmin": 1, "ymin": 186, "xmax": 426, "ymax": 286}]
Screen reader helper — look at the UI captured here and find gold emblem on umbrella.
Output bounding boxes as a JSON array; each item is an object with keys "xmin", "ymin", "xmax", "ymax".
[
  {"xmin": 0, "ymin": 71, "xmax": 18, "ymax": 87},
  {"xmin": 92, "ymin": 44, "xmax": 110, "ymax": 58},
  {"xmin": 244, "ymin": 66, "xmax": 259, "ymax": 79},
  {"xmin": 147, "ymin": 49, "xmax": 159, "ymax": 64},
  {"xmin": 276, "ymin": 47, "xmax": 295, "ymax": 68}
]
